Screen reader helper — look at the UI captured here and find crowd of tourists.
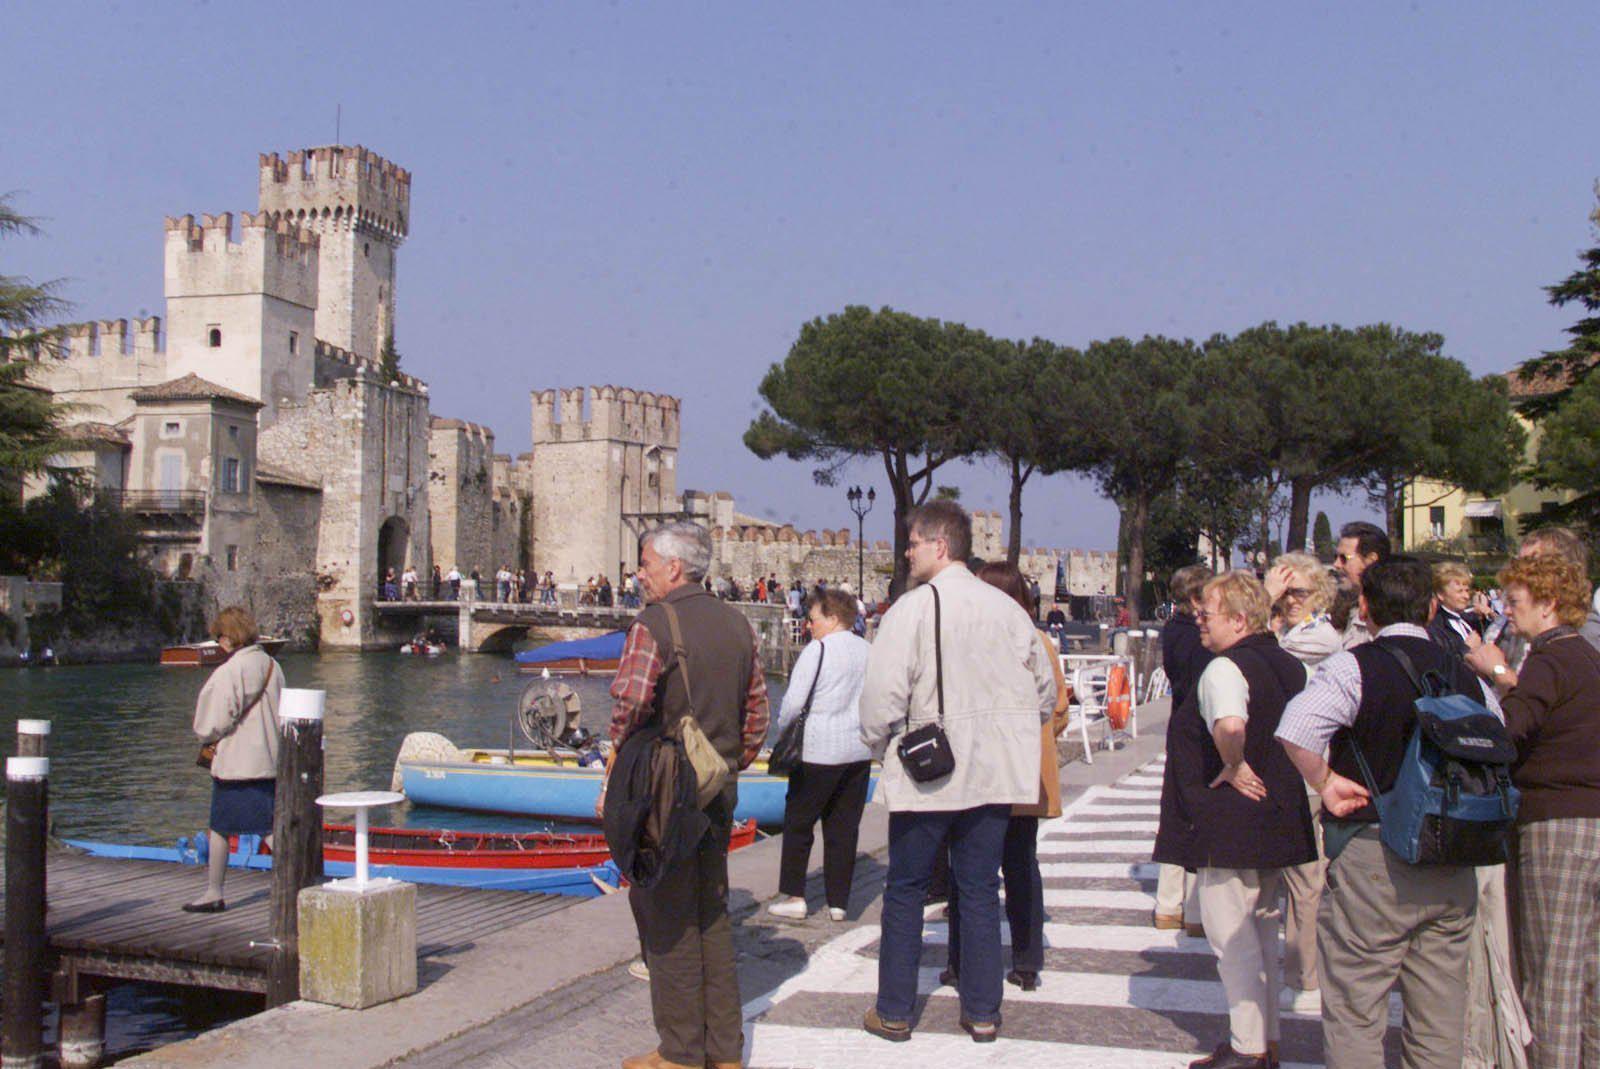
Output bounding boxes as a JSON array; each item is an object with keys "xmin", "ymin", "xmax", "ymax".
[{"xmin": 1155, "ymin": 520, "xmax": 1600, "ymax": 1069}]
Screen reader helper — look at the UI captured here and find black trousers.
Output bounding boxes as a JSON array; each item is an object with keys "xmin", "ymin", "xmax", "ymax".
[
  {"xmin": 778, "ymin": 760, "xmax": 871, "ymax": 909},
  {"xmin": 948, "ymin": 815, "xmax": 1045, "ymax": 973}
]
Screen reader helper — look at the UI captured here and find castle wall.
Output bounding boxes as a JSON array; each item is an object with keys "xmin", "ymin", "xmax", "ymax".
[
  {"xmin": 427, "ymin": 418, "xmax": 497, "ymax": 576},
  {"xmin": 15, "ymin": 318, "xmax": 166, "ymax": 426},
  {"xmin": 245, "ymin": 481, "xmax": 323, "ymax": 642},
  {"xmin": 260, "ymin": 374, "xmax": 430, "ymax": 647}
]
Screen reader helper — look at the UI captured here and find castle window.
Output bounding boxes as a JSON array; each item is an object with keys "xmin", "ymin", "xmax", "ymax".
[
  {"xmin": 225, "ymin": 545, "xmax": 239, "ymax": 571},
  {"xmin": 228, "ymin": 425, "xmax": 239, "ymax": 441},
  {"xmin": 161, "ymin": 420, "xmax": 183, "ymax": 439},
  {"xmin": 208, "ymin": 327, "xmax": 222, "ymax": 348},
  {"xmin": 222, "ymin": 457, "xmax": 240, "ymax": 494},
  {"xmin": 288, "ymin": 331, "xmax": 299, "ymax": 354},
  {"xmin": 1429, "ymin": 506, "xmax": 1445, "ymax": 540},
  {"xmin": 364, "ymin": 242, "xmax": 371, "ymax": 258}
]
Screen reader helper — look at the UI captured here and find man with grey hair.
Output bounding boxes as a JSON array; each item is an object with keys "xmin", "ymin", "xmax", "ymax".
[{"xmin": 604, "ymin": 521, "xmax": 770, "ymax": 1069}]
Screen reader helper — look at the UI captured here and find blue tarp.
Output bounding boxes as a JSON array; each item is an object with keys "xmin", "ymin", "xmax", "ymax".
[{"xmin": 513, "ymin": 630, "xmax": 627, "ymax": 665}]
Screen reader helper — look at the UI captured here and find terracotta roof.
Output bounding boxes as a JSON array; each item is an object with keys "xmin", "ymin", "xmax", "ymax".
[
  {"xmin": 130, "ymin": 373, "xmax": 262, "ymax": 408},
  {"xmin": 63, "ymin": 422, "xmax": 131, "ymax": 448},
  {"xmin": 1504, "ymin": 355, "xmax": 1600, "ymax": 400},
  {"xmin": 255, "ymin": 463, "xmax": 322, "ymax": 491}
]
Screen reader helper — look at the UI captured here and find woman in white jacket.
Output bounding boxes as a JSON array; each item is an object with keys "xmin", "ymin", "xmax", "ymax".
[{"xmin": 184, "ymin": 606, "xmax": 283, "ymax": 913}]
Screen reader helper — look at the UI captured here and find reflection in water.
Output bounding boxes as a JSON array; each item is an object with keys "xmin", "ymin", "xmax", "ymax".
[{"xmin": 0, "ymin": 651, "xmax": 789, "ymax": 845}]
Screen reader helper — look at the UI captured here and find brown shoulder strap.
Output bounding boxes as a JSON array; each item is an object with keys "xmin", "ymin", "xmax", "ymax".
[{"xmin": 659, "ymin": 601, "xmax": 698, "ymax": 723}]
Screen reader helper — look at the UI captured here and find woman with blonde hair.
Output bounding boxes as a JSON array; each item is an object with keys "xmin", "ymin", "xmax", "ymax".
[
  {"xmin": 184, "ymin": 606, "xmax": 283, "ymax": 913},
  {"xmin": 1265, "ymin": 552, "xmax": 1340, "ymax": 667}
]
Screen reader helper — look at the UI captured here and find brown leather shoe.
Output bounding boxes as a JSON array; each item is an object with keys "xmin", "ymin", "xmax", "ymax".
[
  {"xmin": 1153, "ymin": 911, "xmax": 1184, "ymax": 930},
  {"xmin": 705, "ymin": 1062, "xmax": 742, "ymax": 1068},
  {"xmin": 620, "ymin": 1052, "xmax": 698, "ymax": 1069},
  {"xmin": 1184, "ymin": 921, "xmax": 1207, "ymax": 939}
]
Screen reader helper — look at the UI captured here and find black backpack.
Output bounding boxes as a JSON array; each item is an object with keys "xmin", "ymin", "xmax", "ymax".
[{"xmin": 602, "ymin": 720, "xmax": 709, "ymax": 888}]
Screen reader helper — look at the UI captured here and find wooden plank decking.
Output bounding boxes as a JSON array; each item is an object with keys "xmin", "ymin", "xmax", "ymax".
[{"xmin": 0, "ymin": 852, "xmax": 578, "ymax": 995}]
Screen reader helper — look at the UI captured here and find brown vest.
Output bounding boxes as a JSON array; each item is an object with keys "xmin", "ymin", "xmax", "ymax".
[{"xmin": 637, "ymin": 585, "xmax": 756, "ymax": 772}]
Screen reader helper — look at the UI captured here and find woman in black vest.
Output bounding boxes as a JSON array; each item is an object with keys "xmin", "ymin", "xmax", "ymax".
[{"xmin": 1152, "ymin": 571, "xmax": 1315, "ymax": 1069}]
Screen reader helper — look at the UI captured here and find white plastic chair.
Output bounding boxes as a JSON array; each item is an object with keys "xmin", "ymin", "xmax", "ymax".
[{"xmin": 1144, "ymin": 664, "xmax": 1170, "ymax": 704}]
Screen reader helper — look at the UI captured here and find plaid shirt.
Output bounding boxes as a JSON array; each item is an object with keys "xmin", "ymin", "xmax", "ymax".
[{"xmin": 608, "ymin": 619, "xmax": 770, "ymax": 768}]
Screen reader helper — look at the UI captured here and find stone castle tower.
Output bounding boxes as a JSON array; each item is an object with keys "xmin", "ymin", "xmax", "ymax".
[
  {"xmin": 162, "ymin": 212, "xmax": 320, "ymax": 429},
  {"xmin": 530, "ymin": 386, "xmax": 680, "ymax": 582},
  {"xmin": 257, "ymin": 146, "xmax": 410, "ymax": 361}
]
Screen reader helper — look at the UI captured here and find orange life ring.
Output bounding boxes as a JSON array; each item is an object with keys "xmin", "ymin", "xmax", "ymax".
[
  {"xmin": 340, "ymin": 608, "xmax": 355, "ymax": 626},
  {"xmin": 1106, "ymin": 664, "xmax": 1132, "ymax": 730}
]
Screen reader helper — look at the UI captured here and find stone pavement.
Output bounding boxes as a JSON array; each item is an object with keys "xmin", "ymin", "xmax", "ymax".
[{"xmin": 397, "ymin": 745, "xmax": 1403, "ymax": 1069}]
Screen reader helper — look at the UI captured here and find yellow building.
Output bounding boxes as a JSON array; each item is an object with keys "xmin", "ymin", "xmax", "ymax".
[{"xmin": 1400, "ymin": 364, "xmax": 1578, "ymax": 555}]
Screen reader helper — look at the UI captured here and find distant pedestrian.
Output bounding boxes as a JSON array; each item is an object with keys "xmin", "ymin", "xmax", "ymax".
[
  {"xmin": 446, "ymin": 565, "xmax": 461, "ymax": 601},
  {"xmin": 401, "ymin": 565, "xmax": 418, "ymax": 601},
  {"xmin": 769, "ymin": 588, "xmax": 873, "ymax": 923},
  {"xmin": 431, "ymin": 564, "xmax": 442, "ymax": 600},
  {"xmin": 382, "ymin": 567, "xmax": 398, "ymax": 602},
  {"xmin": 859, "ymin": 501, "xmax": 1057, "ymax": 1044}
]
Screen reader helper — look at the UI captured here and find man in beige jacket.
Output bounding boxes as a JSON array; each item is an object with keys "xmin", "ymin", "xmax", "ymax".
[{"xmin": 859, "ymin": 501, "xmax": 1057, "ymax": 1044}]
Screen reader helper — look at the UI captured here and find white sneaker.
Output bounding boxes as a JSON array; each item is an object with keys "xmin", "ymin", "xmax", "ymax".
[
  {"xmin": 1280, "ymin": 986, "xmax": 1321, "ymax": 1014},
  {"xmin": 767, "ymin": 897, "xmax": 808, "ymax": 920},
  {"xmin": 828, "ymin": 907, "xmax": 847, "ymax": 922},
  {"xmin": 627, "ymin": 959, "xmax": 649, "ymax": 982}
]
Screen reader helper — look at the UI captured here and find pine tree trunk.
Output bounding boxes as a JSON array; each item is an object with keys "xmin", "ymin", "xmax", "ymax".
[
  {"xmin": 1126, "ymin": 492, "xmax": 1150, "ymax": 622},
  {"xmin": 1006, "ymin": 456, "xmax": 1025, "ymax": 567},
  {"xmin": 1286, "ymin": 476, "xmax": 1314, "ymax": 553}
]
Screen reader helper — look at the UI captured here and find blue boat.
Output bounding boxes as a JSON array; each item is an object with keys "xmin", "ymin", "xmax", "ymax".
[
  {"xmin": 513, "ymin": 631, "xmax": 626, "ymax": 675},
  {"xmin": 398, "ymin": 748, "xmax": 877, "ymax": 827},
  {"xmin": 64, "ymin": 838, "xmax": 623, "ymax": 897}
]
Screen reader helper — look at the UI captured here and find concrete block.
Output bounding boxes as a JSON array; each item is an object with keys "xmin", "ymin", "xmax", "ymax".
[{"xmin": 298, "ymin": 880, "xmax": 417, "ymax": 1008}]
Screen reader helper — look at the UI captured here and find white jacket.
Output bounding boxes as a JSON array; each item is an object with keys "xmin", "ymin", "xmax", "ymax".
[{"xmin": 860, "ymin": 564, "xmax": 1056, "ymax": 811}]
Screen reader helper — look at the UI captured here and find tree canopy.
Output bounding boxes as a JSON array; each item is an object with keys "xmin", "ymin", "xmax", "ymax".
[
  {"xmin": 744, "ymin": 306, "xmax": 985, "ymax": 596},
  {"xmin": 0, "ymin": 195, "xmax": 72, "ymax": 507}
]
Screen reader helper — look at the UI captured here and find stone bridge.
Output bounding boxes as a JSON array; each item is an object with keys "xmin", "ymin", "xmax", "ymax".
[{"xmin": 372, "ymin": 588, "xmax": 799, "ymax": 671}]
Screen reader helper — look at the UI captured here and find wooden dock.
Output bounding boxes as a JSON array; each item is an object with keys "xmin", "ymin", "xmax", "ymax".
[{"xmin": 0, "ymin": 851, "xmax": 578, "ymax": 998}]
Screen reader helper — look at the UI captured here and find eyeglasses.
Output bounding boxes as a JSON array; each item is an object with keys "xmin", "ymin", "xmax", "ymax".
[{"xmin": 1282, "ymin": 587, "xmax": 1312, "ymax": 600}]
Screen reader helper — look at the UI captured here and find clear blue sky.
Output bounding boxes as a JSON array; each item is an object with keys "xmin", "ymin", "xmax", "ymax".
[{"xmin": 7, "ymin": 2, "xmax": 1598, "ymax": 551}]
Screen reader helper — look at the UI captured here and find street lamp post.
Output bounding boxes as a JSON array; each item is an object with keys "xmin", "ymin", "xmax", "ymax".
[{"xmin": 846, "ymin": 486, "xmax": 875, "ymax": 598}]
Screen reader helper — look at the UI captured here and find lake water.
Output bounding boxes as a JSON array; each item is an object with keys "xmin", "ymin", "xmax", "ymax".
[
  {"xmin": 0, "ymin": 650, "xmax": 791, "ymax": 844},
  {"xmin": 0, "ymin": 650, "xmax": 791, "ymax": 1061}
]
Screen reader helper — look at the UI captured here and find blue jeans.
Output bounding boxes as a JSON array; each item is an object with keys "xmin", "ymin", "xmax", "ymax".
[
  {"xmin": 878, "ymin": 805, "xmax": 1010, "ymax": 1024},
  {"xmin": 948, "ymin": 815, "xmax": 1045, "ymax": 973}
]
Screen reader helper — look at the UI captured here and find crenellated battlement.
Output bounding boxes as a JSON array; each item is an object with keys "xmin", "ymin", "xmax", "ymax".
[
  {"xmin": 530, "ymin": 384, "xmax": 681, "ymax": 446},
  {"xmin": 258, "ymin": 145, "xmax": 410, "ymax": 241},
  {"xmin": 313, "ymin": 338, "xmax": 424, "ymax": 392},
  {"xmin": 18, "ymin": 316, "xmax": 163, "ymax": 362}
]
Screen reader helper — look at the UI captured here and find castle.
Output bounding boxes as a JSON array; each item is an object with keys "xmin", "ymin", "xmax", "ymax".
[{"xmin": 11, "ymin": 145, "xmax": 1113, "ymax": 648}]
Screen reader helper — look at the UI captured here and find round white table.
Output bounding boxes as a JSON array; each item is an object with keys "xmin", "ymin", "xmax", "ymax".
[{"xmin": 316, "ymin": 790, "xmax": 406, "ymax": 889}]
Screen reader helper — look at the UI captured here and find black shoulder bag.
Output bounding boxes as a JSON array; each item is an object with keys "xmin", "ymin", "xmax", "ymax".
[
  {"xmin": 768, "ymin": 642, "xmax": 825, "ymax": 777},
  {"xmin": 897, "ymin": 586, "xmax": 956, "ymax": 783}
]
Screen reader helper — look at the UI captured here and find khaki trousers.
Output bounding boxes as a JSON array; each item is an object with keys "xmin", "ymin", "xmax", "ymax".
[
  {"xmin": 1281, "ymin": 794, "xmax": 1325, "ymax": 991},
  {"xmin": 1197, "ymin": 866, "xmax": 1284, "ymax": 1055},
  {"xmin": 1318, "ymin": 833, "xmax": 1477, "ymax": 1069},
  {"xmin": 629, "ymin": 804, "xmax": 743, "ymax": 1066},
  {"xmin": 1155, "ymin": 862, "xmax": 1199, "ymax": 921}
]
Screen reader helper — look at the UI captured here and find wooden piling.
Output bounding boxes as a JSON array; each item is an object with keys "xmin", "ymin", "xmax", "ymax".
[
  {"xmin": 15, "ymin": 720, "xmax": 48, "ymax": 758},
  {"xmin": 3, "ymin": 755, "xmax": 49, "ymax": 1069},
  {"xmin": 56, "ymin": 993, "xmax": 105, "ymax": 1069},
  {"xmin": 267, "ymin": 691, "xmax": 325, "ymax": 1007}
]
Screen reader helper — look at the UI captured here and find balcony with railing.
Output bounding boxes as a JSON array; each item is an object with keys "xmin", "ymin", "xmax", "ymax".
[{"xmin": 99, "ymin": 489, "xmax": 207, "ymax": 517}]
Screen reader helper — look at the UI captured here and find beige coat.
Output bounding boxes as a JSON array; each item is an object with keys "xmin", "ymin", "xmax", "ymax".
[
  {"xmin": 1013, "ymin": 630, "xmax": 1072, "ymax": 819},
  {"xmin": 193, "ymin": 645, "xmax": 283, "ymax": 780},
  {"xmin": 860, "ymin": 565, "xmax": 1058, "ymax": 812}
]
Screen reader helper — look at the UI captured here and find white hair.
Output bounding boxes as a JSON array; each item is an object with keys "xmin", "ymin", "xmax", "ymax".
[{"xmin": 642, "ymin": 521, "xmax": 712, "ymax": 582}]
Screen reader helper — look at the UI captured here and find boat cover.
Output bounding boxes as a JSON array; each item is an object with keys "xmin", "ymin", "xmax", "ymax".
[{"xmin": 513, "ymin": 630, "xmax": 627, "ymax": 665}]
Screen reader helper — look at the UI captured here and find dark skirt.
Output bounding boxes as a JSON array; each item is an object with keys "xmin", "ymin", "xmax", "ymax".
[{"xmin": 209, "ymin": 777, "xmax": 276, "ymax": 836}]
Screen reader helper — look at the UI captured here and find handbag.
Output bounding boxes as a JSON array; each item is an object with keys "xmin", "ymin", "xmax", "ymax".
[
  {"xmin": 659, "ymin": 602, "xmax": 733, "ymax": 808},
  {"xmin": 768, "ymin": 642, "xmax": 825, "ymax": 776},
  {"xmin": 196, "ymin": 660, "xmax": 276, "ymax": 770},
  {"xmin": 897, "ymin": 585, "xmax": 955, "ymax": 783}
]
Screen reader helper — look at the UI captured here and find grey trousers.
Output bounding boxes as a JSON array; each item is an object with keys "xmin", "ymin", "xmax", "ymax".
[
  {"xmin": 1318, "ymin": 833, "xmax": 1477, "ymax": 1069},
  {"xmin": 1281, "ymin": 795, "xmax": 1325, "ymax": 991}
]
